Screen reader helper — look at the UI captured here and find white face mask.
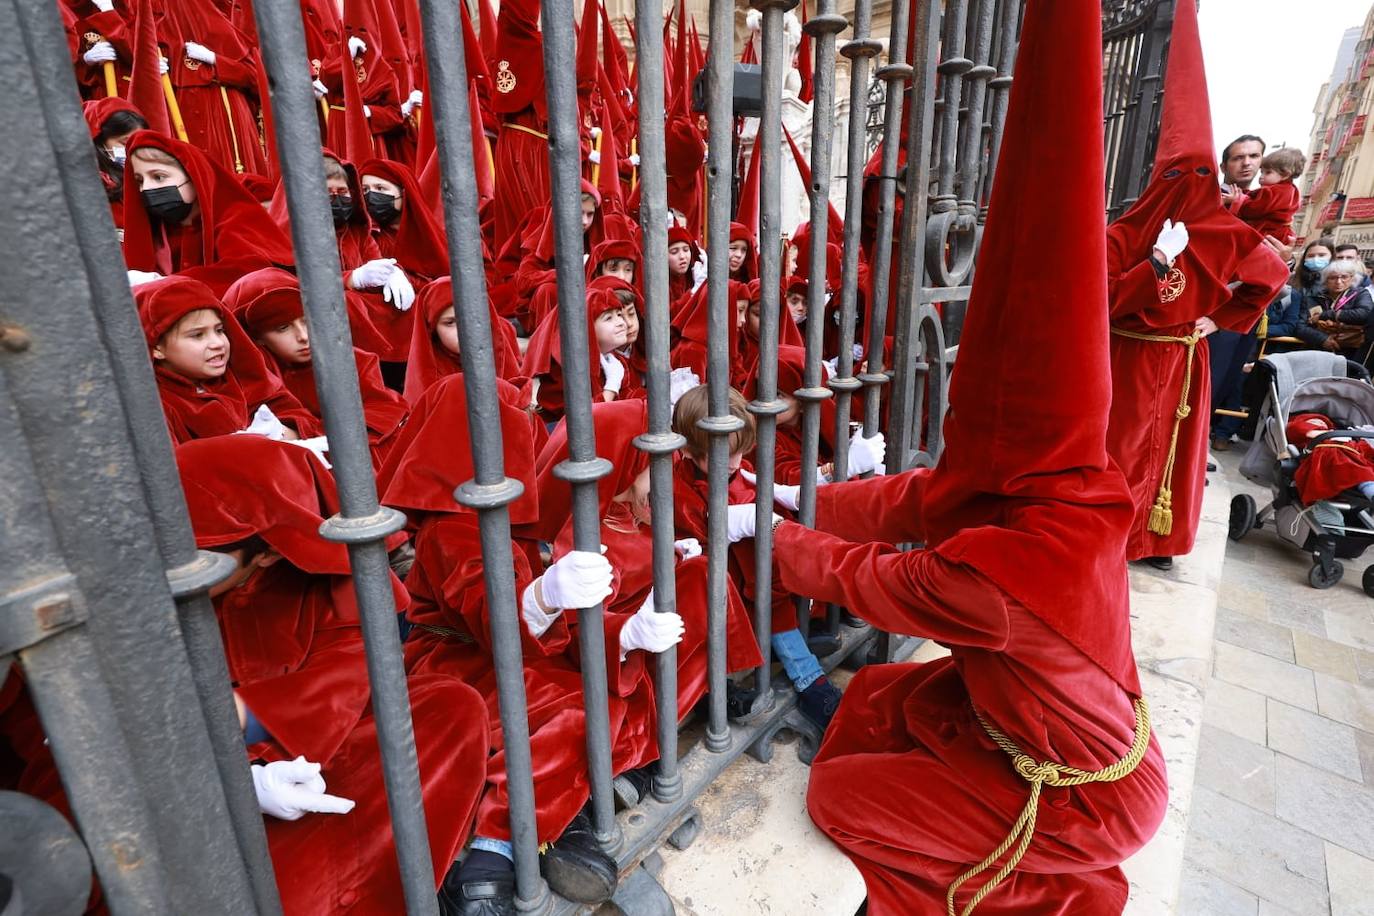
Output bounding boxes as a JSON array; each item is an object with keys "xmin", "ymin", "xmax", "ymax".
[{"xmin": 107, "ymin": 145, "xmax": 127, "ymax": 167}]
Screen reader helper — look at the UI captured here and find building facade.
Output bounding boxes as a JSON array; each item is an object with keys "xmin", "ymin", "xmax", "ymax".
[{"xmin": 1297, "ymin": 18, "xmax": 1374, "ymax": 258}]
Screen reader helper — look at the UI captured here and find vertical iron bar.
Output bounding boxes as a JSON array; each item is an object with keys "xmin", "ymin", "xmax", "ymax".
[
  {"xmin": 251, "ymin": 4, "xmax": 437, "ymax": 912},
  {"xmin": 746, "ymin": 0, "xmax": 796, "ymax": 705},
  {"xmin": 0, "ymin": 381, "xmax": 176, "ymax": 916},
  {"xmin": 9, "ymin": 0, "xmax": 283, "ymax": 906},
  {"xmin": 860, "ymin": 0, "xmax": 912, "ymax": 438},
  {"xmin": 417, "ymin": 0, "xmax": 551, "ymax": 907},
  {"xmin": 982, "ymin": 0, "xmax": 1019, "ymax": 205},
  {"xmin": 795, "ymin": 0, "xmax": 846, "ymax": 638},
  {"xmin": 701, "ymin": 0, "xmax": 738, "ymax": 753},
  {"xmin": 830, "ymin": 0, "xmax": 880, "ymax": 483},
  {"xmin": 539, "ymin": 0, "xmax": 621, "ymax": 851},
  {"xmin": 954, "ymin": 0, "xmax": 996, "ymax": 212},
  {"xmin": 631, "ymin": 0, "xmax": 688, "ymax": 805}
]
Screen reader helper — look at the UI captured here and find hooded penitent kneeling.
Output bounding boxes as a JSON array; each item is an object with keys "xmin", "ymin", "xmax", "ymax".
[{"xmin": 767, "ymin": 1, "xmax": 1170, "ymax": 912}]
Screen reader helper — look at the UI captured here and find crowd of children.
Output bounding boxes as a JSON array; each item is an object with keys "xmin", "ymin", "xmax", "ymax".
[{"xmin": 4, "ymin": 1, "xmax": 900, "ymax": 914}]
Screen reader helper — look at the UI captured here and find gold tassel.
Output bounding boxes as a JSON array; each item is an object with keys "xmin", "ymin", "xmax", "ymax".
[{"xmin": 1147, "ymin": 498, "xmax": 1172, "ymax": 536}]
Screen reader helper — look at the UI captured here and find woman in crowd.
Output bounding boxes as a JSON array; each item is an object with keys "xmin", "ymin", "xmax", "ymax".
[{"xmin": 1295, "ymin": 258, "xmax": 1374, "ymax": 361}]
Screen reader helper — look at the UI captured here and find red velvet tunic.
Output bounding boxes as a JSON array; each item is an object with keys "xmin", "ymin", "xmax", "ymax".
[
  {"xmin": 773, "ymin": 471, "xmax": 1168, "ymax": 915},
  {"xmin": 63, "ymin": 0, "xmax": 134, "ymax": 101},
  {"xmin": 1294, "ymin": 439, "xmax": 1374, "ymax": 503},
  {"xmin": 1235, "ymin": 180, "xmax": 1300, "ymax": 244},
  {"xmin": 490, "ymin": 0, "xmax": 551, "ymax": 250}
]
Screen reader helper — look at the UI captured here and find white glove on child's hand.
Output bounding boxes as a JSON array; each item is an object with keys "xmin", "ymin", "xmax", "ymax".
[
  {"xmin": 690, "ymin": 256, "xmax": 709, "ymax": 292},
  {"xmin": 83, "ymin": 41, "xmax": 117, "ymax": 65},
  {"xmin": 725, "ymin": 504, "xmax": 779, "ymax": 542},
  {"xmin": 252, "ymin": 757, "xmax": 355, "ymax": 821},
  {"xmin": 600, "ymin": 352, "xmax": 626, "ymax": 395},
  {"xmin": 159, "ymin": 56, "xmax": 170, "ymax": 75},
  {"xmin": 236, "ymin": 404, "xmax": 289, "ymax": 440},
  {"xmin": 127, "ymin": 269, "xmax": 163, "ymax": 288},
  {"xmin": 1154, "ymin": 219, "xmax": 1189, "ymax": 263},
  {"xmin": 350, "ymin": 257, "xmax": 398, "ymax": 291},
  {"xmin": 383, "ymin": 267, "xmax": 415, "ymax": 311},
  {"xmin": 185, "ymin": 41, "xmax": 217, "ymax": 66},
  {"xmin": 627, "ymin": 153, "xmax": 641, "ymax": 168},
  {"xmin": 589, "ymin": 126, "xmax": 602, "ymax": 140},
  {"xmin": 286, "ymin": 436, "xmax": 331, "ymax": 468},
  {"xmin": 846, "ymin": 429, "xmax": 886, "ymax": 477},
  {"xmin": 312, "ymin": 79, "xmax": 329, "ymax": 99},
  {"xmin": 348, "ymin": 36, "xmax": 367, "ymax": 59},
  {"xmin": 668, "ymin": 367, "xmax": 701, "ymax": 408},
  {"xmin": 91, "ymin": 0, "xmax": 114, "ymax": 11},
  {"xmin": 401, "ymin": 90, "xmax": 423, "ymax": 117},
  {"xmin": 540, "ymin": 549, "xmax": 613, "ymax": 610},
  {"xmin": 520, "ymin": 579, "xmax": 561, "ymax": 638},
  {"xmin": 588, "ymin": 149, "xmax": 601, "ymax": 165},
  {"xmin": 673, "ymin": 538, "xmax": 702, "ymax": 560},
  {"xmin": 771, "ymin": 482, "xmax": 801, "ymax": 512},
  {"xmin": 618, "ymin": 591, "xmax": 685, "ymax": 659}
]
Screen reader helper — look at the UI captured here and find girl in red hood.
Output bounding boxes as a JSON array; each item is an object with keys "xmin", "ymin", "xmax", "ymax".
[
  {"xmin": 517, "ymin": 182, "xmax": 609, "ymax": 330},
  {"xmin": 122, "ymin": 131, "xmax": 294, "ymax": 296},
  {"xmin": 401, "ymin": 277, "xmax": 524, "ymax": 407},
  {"xmin": 135, "ymin": 275, "xmax": 320, "ymax": 444},
  {"xmin": 523, "ymin": 284, "xmax": 632, "ymax": 425},
  {"xmin": 154, "ymin": 0, "xmax": 268, "ymax": 175},
  {"xmin": 669, "ymin": 279, "xmax": 751, "ymax": 388},
  {"xmin": 666, "ymin": 224, "xmax": 702, "ymax": 305},
  {"xmin": 223, "ymin": 267, "xmax": 408, "ymax": 467},
  {"xmin": 727, "ymin": 222, "xmax": 759, "ymax": 282},
  {"xmin": 359, "ymin": 157, "xmax": 451, "ymax": 284},
  {"xmin": 84, "ymin": 97, "xmax": 148, "ymax": 232}
]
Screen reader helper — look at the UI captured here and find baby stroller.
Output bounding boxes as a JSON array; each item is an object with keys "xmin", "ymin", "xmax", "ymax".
[{"xmin": 1232, "ymin": 350, "xmax": 1374, "ymax": 591}]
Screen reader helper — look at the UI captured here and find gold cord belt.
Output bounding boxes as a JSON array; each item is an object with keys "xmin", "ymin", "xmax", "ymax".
[
  {"xmin": 946, "ymin": 697, "xmax": 1152, "ymax": 916},
  {"xmin": 1110, "ymin": 326, "xmax": 1203, "ymax": 536},
  {"xmin": 218, "ymin": 85, "xmax": 244, "ymax": 173},
  {"xmin": 502, "ymin": 122, "xmax": 549, "ymax": 141}
]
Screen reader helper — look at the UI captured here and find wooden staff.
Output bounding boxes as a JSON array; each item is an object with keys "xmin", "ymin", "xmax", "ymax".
[
  {"xmin": 161, "ymin": 74, "xmax": 190, "ymax": 142},
  {"xmin": 102, "ymin": 61, "xmax": 118, "ymax": 98}
]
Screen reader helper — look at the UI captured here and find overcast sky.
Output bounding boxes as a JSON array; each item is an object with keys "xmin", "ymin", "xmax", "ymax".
[{"xmin": 1200, "ymin": 0, "xmax": 1370, "ymax": 156}]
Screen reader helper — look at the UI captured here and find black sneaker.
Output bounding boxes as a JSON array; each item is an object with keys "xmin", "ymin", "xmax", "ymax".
[
  {"xmin": 797, "ymin": 676, "xmax": 843, "ymax": 732},
  {"xmin": 438, "ymin": 856, "xmax": 515, "ymax": 916},
  {"xmin": 612, "ymin": 762, "xmax": 658, "ymax": 809},
  {"xmin": 539, "ymin": 809, "xmax": 618, "ymax": 904},
  {"xmin": 1143, "ymin": 555, "xmax": 1173, "ymax": 571}
]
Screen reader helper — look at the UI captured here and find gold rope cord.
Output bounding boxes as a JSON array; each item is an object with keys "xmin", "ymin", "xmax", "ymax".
[
  {"xmin": 1110, "ymin": 326, "xmax": 1203, "ymax": 535},
  {"xmin": 503, "ymin": 121, "xmax": 550, "ymax": 141},
  {"xmin": 219, "ymin": 85, "xmax": 244, "ymax": 173},
  {"xmin": 945, "ymin": 697, "xmax": 1153, "ymax": 916}
]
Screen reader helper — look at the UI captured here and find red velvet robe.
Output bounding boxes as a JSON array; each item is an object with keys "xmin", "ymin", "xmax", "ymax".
[
  {"xmin": 218, "ymin": 564, "xmax": 487, "ymax": 915},
  {"xmin": 1294, "ymin": 438, "xmax": 1374, "ymax": 503},
  {"xmin": 63, "ymin": 0, "xmax": 134, "ymax": 101},
  {"xmin": 1235, "ymin": 180, "xmax": 1300, "ymax": 244},
  {"xmin": 490, "ymin": 0, "xmax": 551, "ymax": 250},
  {"xmin": 772, "ymin": 470, "xmax": 1169, "ymax": 915}
]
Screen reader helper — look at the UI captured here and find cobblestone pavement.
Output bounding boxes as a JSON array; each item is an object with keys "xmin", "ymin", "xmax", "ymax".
[{"xmin": 1178, "ymin": 449, "xmax": 1374, "ymax": 916}]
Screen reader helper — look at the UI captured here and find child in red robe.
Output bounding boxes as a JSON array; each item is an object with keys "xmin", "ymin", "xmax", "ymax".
[
  {"xmin": 176, "ymin": 435, "xmax": 488, "ymax": 915},
  {"xmin": 359, "ymin": 157, "xmax": 452, "ymax": 284},
  {"xmin": 769, "ymin": 3, "xmax": 1169, "ymax": 911},
  {"xmin": 122, "ymin": 131, "xmax": 296, "ymax": 296},
  {"xmin": 666, "ymin": 225, "xmax": 701, "ymax": 305},
  {"xmin": 728, "ymin": 222, "xmax": 759, "ymax": 283},
  {"xmin": 378, "ymin": 375, "xmax": 625, "ymax": 910},
  {"xmin": 401, "ymin": 277, "xmax": 524, "ymax": 406},
  {"xmin": 669, "ymin": 279, "xmax": 751, "ymax": 388},
  {"xmin": 222, "ymin": 267, "xmax": 408, "ymax": 466},
  {"xmin": 84, "ymin": 97, "xmax": 147, "ymax": 232},
  {"xmin": 669, "ymin": 386, "xmax": 843, "ymax": 729},
  {"xmin": 523, "ymin": 284, "xmax": 632, "ymax": 424},
  {"xmin": 1235, "ymin": 147, "xmax": 1305, "ymax": 245},
  {"xmin": 135, "ymin": 275, "xmax": 320, "ymax": 444},
  {"xmin": 1286, "ymin": 412, "xmax": 1374, "ymax": 505}
]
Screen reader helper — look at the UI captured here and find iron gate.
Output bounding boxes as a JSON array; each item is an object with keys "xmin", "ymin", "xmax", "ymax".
[
  {"xmin": 0, "ymin": 0, "xmax": 1028, "ymax": 912},
  {"xmin": 1103, "ymin": 0, "xmax": 1174, "ymax": 220}
]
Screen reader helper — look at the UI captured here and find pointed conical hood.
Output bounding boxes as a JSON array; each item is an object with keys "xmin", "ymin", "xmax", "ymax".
[
  {"xmin": 1152, "ymin": 0, "xmax": 1211, "ymax": 173},
  {"xmin": 920, "ymin": 0, "xmax": 1141, "ymax": 694}
]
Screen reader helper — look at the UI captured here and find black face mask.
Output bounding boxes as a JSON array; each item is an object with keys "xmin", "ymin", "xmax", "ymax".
[
  {"xmin": 364, "ymin": 190, "xmax": 400, "ymax": 225},
  {"xmin": 330, "ymin": 194, "xmax": 354, "ymax": 226},
  {"xmin": 142, "ymin": 184, "xmax": 192, "ymax": 224}
]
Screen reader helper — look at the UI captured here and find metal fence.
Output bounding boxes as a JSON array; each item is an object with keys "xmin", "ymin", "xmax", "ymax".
[
  {"xmin": 1103, "ymin": 0, "xmax": 1174, "ymax": 220},
  {"xmin": 0, "ymin": 0, "xmax": 1026, "ymax": 912}
]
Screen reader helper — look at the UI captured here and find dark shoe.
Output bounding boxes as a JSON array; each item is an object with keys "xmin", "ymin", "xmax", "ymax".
[
  {"xmin": 840, "ymin": 609, "xmax": 866, "ymax": 628},
  {"xmin": 612, "ymin": 762, "xmax": 657, "ymax": 809},
  {"xmin": 1144, "ymin": 555, "xmax": 1173, "ymax": 571},
  {"xmin": 1211, "ymin": 437, "xmax": 1231, "ymax": 452},
  {"xmin": 1207, "ymin": 461, "xmax": 1218, "ymax": 472},
  {"xmin": 539, "ymin": 810, "xmax": 618, "ymax": 904},
  {"xmin": 438, "ymin": 856, "xmax": 515, "ymax": 916},
  {"xmin": 797, "ymin": 676, "xmax": 843, "ymax": 732}
]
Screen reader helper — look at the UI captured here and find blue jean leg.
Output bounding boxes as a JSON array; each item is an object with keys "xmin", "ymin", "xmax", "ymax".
[{"xmin": 771, "ymin": 628, "xmax": 824, "ymax": 691}]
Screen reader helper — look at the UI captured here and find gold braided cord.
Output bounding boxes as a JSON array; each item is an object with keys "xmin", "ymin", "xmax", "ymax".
[
  {"xmin": 503, "ymin": 121, "xmax": 550, "ymax": 141},
  {"xmin": 945, "ymin": 698, "xmax": 1153, "ymax": 916},
  {"xmin": 1110, "ymin": 327, "xmax": 1203, "ymax": 536},
  {"xmin": 219, "ymin": 85, "xmax": 245, "ymax": 174},
  {"xmin": 1312, "ymin": 442, "xmax": 1364, "ymax": 458}
]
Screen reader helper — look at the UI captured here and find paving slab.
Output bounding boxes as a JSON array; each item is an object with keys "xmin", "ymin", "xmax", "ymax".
[
  {"xmin": 1274, "ymin": 754, "xmax": 1374, "ymax": 860},
  {"xmin": 1325, "ymin": 842, "xmax": 1374, "ymax": 916},
  {"xmin": 1266, "ymin": 699, "xmax": 1363, "ymax": 782}
]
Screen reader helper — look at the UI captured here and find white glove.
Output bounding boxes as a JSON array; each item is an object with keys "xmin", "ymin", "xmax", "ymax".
[
  {"xmin": 91, "ymin": 0, "xmax": 113, "ymax": 10},
  {"xmin": 668, "ymin": 367, "xmax": 701, "ymax": 408},
  {"xmin": 1154, "ymin": 219, "xmax": 1189, "ymax": 263},
  {"xmin": 588, "ymin": 149, "xmax": 601, "ymax": 165},
  {"xmin": 771, "ymin": 482, "xmax": 801, "ymax": 512},
  {"xmin": 236, "ymin": 404, "xmax": 288, "ymax": 441},
  {"xmin": 599, "ymin": 352, "xmax": 625, "ymax": 394},
  {"xmin": 286, "ymin": 436, "xmax": 331, "ymax": 468},
  {"xmin": 362, "ymin": 104, "xmax": 372, "ymax": 119},
  {"xmin": 846, "ymin": 429, "xmax": 885, "ymax": 477},
  {"xmin": 691, "ymin": 256, "xmax": 708, "ymax": 292},
  {"xmin": 822, "ymin": 357, "xmax": 838, "ymax": 377},
  {"xmin": 725, "ymin": 504, "xmax": 779, "ymax": 542},
  {"xmin": 401, "ymin": 90, "xmax": 423, "ymax": 118},
  {"xmin": 520, "ymin": 579, "xmax": 560, "ymax": 638},
  {"xmin": 348, "ymin": 36, "xmax": 367, "ymax": 59},
  {"xmin": 540, "ymin": 549, "xmax": 614, "ymax": 610},
  {"xmin": 673, "ymin": 537, "xmax": 702, "ymax": 560},
  {"xmin": 618, "ymin": 591, "xmax": 685, "ymax": 659},
  {"xmin": 589, "ymin": 126, "xmax": 602, "ymax": 140},
  {"xmin": 349, "ymin": 257, "xmax": 398, "ymax": 291},
  {"xmin": 185, "ymin": 41, "xmax": 216, "ymax": 66},
  {"xmin": 384, "ymin": 269, "xmax": 415, "ymax": 311},
  {"xmin": 627, "ymin": 153, "xmax": 641, "ymax": 168},
  {"xmin": 83, "ymin": 41, "xmax": 117, "ymax": 65},
  {"xmin": 127, "ymin": 269, "xmax": 163, "ymax": 288},
  {"xmin": 312, "ymin": 79, "xmax": 329, "ymax": 99},
  {"xmin": 252, "ymin": 757, "xmax": 355, "ymax": 821},
  {"xmin": 159, "ymin": 56, "xmax": 169, "ymax": 75}
]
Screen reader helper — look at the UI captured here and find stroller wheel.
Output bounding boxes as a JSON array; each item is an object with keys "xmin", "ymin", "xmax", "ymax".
[
  {"xmin": 1363, "ymin": 566, "xmax": 1374, "ymax": 598},
  {"xmin": 1309, "ymin": 561, "xmax": 1344, "ymax": 590},
  {"xmin": 1229, "ymin": 494, "xmax": 1258, "ymax": 542}
]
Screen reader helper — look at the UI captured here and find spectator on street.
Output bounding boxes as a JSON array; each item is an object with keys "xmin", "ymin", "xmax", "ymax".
[
  {"xmin": 1219, "ymin": 134, "xmax": 1265, "ymax": 211},
  {"xmin": 1295, "ymin": 258, "xmax": 1374, "ymax": 362},
  {"xmin": 1333, "ymin": 243, "xmax": 1373, "ymax": 289}
]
